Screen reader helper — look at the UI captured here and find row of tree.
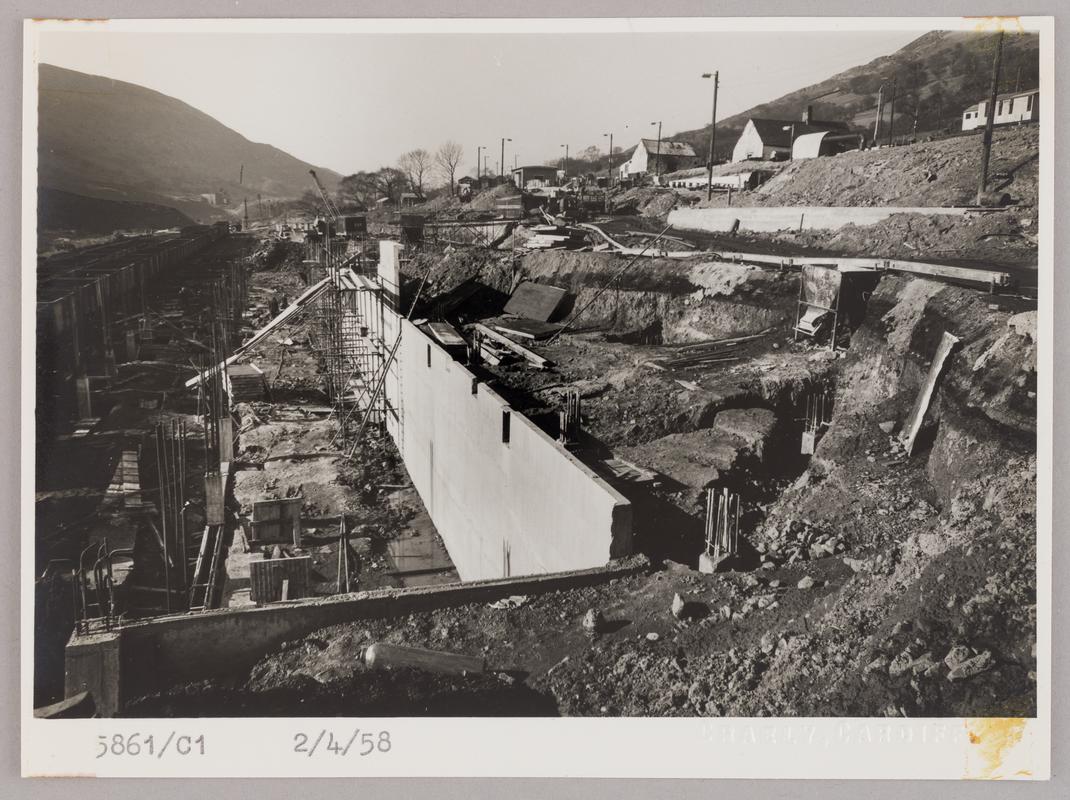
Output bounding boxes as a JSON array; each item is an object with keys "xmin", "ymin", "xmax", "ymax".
[{"xmin": 331, "ymin": 141, "xmax": 465, "ymax": 211}]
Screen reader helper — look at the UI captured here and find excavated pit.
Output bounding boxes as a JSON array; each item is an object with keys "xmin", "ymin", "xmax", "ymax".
[
  {"xmin": 114, "ymin": 241, "xmax": 1038, "ymax": 719},
  {"xmin": 411, "ymin": 248, "xmax": 846, "ymax": 568}
]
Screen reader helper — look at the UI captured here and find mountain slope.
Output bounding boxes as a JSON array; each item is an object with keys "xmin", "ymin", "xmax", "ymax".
[
  {"xmin": 38, "ymin": 64, "xmax": 342, "ymax": 217},
  {"xmin": 672, "ymin": 30, "xmax": 1040, "ymax": 160},
  {"xmin": 38, "ymin": 187, "xmax": 194, "ymax": 234}
]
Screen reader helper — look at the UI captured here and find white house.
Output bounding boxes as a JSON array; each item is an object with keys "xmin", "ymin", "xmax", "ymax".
[
  {"xmin": 618, "ymin": 139, "xmax": 698, "ymax": 180},
  {"xmin": 732, "ymin": 106, "xmax": 850, "ymax": 162},
  {"xmin": 962, "ymin": 88, "xmax": 1039, "ymax": 131}
]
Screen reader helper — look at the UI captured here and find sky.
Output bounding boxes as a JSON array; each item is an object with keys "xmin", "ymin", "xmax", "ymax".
[{"xmin": 35, "ymin": 27, "xmax": 924, "ymax": 179}]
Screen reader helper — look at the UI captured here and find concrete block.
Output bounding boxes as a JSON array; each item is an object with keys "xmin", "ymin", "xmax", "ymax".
[{"xmin": 64, "ymin": 629, "xmax": 121, "ymax": 718}]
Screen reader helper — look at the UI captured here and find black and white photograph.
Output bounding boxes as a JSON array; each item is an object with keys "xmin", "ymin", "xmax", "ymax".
[{"xmin": 21, "ymin": 13, "xmax": 1053, "ymax": 780}]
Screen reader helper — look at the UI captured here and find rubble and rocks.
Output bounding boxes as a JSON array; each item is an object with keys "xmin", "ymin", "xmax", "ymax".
[
  {"xmin": 116, "ymin": 122, "xmax": 1037, "ymax": 721},
  {"xmin": 582, "ymin": 608, "xmax": 607, "ymax": 634}
]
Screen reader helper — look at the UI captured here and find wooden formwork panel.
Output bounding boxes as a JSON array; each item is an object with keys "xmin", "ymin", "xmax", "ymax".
[
  {"xmin": 250, "ymin": 497, "xmax": 303, "ymax": 545},
  {"xmin": 249, "ymin": 556, "xmax": 311, "ymax": 604}
]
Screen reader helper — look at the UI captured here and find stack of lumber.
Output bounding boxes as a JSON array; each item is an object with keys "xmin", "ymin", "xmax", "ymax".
[
  {"xmin": 524, "ymin": 224, "xmax": 589, "ymax": 250},
  {"xmin": 472, "ymin": 323, "xmax": 552, "ymax": 369},
  {"xmin": 226, "ymin": 363, "xmax": 267, "ymax": 402},
  {"xmin": 647, "ymin": 331, "xmax": 768, "ymax": 371}
]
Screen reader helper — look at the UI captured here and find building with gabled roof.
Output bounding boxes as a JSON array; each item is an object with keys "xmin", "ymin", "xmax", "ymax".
[
  {"xmin": 732, "ymin": 106, "xmax": 850, "ymax": 162},
  {"xmin": 618, "ymin": 138, "xmax": 699, "ymax": 180}
]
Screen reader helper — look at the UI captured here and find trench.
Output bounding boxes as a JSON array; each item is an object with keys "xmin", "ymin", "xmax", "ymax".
[{"xmin": 430, "ymin": 247, "xmax": 853, "ymax": 574}]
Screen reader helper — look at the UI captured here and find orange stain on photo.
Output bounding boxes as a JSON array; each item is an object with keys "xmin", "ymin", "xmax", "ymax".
[
  {"xmin": 965, "ymin": 16, "xmax": 1025, "ymax": 34},
  {"xmin": 965, "ymin": 718, "xmax": 1029, "ymax": 779}
]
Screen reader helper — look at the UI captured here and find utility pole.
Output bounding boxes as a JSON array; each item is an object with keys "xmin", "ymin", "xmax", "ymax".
[
  {"xmin": 560, "ymin": 144, "xmax": 569, "ymax": 179},
  {"xmin": 703, "ymin": 71, "xmax": 719, "ymax": 201},
  {"xmin": 872, "ymin": 84, "xmax": 884, "ymax": 145},
  {"xmin": 500, "ymin": 137, "xmax": 511, "ymax": 178},
  {"xmin": 886, "ymin": 76, "xmax": 898, "ymax": 146},
  {"xmin": 977, "ymin": 30, "xmax": 1005, "ymax": 205},
  {"xmin": 483, "ymin": 154, "xmax": 489, "ymax": 178},
  {"xmin": 603, "ymin": 132, "xmax": 614, "ymax": 188},
  {"xmin": 476, "ymin": 145, "xmax": 483, "ymax": 181},
  {"xmin": 651, "ymin": 121, "xmax": 663, "ymax": 178}
]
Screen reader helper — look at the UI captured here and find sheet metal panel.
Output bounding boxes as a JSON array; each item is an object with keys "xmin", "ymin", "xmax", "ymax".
[{"xmin": 503, "ymin": 281, "xmax": 568, "ymax": 322}]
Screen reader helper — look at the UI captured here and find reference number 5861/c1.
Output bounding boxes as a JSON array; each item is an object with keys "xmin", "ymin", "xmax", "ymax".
[
  {"xmin": 96, "ymin": 733, "xmax": 206, "ymax": 759},
  {"xmin": 294, "ymin": 729, "xmax": 392, "ymax": 757}
]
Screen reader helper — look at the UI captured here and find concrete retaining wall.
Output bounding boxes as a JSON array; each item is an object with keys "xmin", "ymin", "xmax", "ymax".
[
  {"xmin": 114, "ymin": 555, "xmax": 647, "ymax": 702},
  {"xmin": 668, "ymin": 206, "xmax": 972, "ymax": 234},
  {"xmin": 384, "ymin": 318, "xmax": 632, "ymax": 579},
  {"xmin": 373, "ymin": 242, "xmax": 633, "ymax": 581}
]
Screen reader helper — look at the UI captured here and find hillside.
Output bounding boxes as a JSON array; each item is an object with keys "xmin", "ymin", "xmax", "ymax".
[
  {"xmin": 38, "ymin": 187, "xmax": 194, "ymax": 233},
  {"xmin": 38, "ymin": 64, "xmax": 342, "ymax": 221},
  {"xmin": 672, "ymin": 30, "xmax": 1040, "ymax": 160}
]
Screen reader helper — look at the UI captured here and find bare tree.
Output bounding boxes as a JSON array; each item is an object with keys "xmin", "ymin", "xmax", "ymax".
[
  {"xmin": 398, "ymin": 149, "xmax": 432, "ymax": 197},
  {"xmin": 435, "ymin": 140, "xmax": 464, "ymax": 196}
]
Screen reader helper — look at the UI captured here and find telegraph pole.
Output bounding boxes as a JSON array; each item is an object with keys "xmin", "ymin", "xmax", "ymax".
[
  {"xmin": 977, "ymin": 30, "xmax": 1005, "ymax": 205},
  {"xmin": 500, "ymin": 137, "xmax": 511, "ymax": 178},
  {"xmin": 886, "ymin": 76, "xmax": 897, "ymax": 146},
  {"xmin": 703, "ymin": 71, "xmax": 719, "ymax": 201},
  {"xmin": 603, "ymin": 132, "xmax": 614, "ymax": 187},
  {"xmin": 603, "ymin": 132, "xmax": 614, "ymax": 213},
  {"xmin": 872, "ymin": 84, "xmax": 884, "ymax": 145},
  {"xmin": 651, "ymin": 121, "xmax": 663, "ymax": 178}
]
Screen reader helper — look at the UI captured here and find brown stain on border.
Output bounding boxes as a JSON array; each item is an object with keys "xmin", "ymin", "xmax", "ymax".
[
  {"xmin": 965, "ymin": 16, "xmax": 1026, "ymax": 34},
  {"xmin": 965, "ymin": 718, "xmax": 1028, "ymax": 779}
]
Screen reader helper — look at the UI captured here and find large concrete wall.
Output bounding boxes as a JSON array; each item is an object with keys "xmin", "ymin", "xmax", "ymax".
[
  {"xmin": 113, "ymin": 556, "xmax": 647, "ymax": 702},
  {"xmin": 669, "ymin": 206, "xmax": 972, "ymax": 234},
  {"xmin": 372, "ymin": 243, "xmax": 632, "ymax": 581}
]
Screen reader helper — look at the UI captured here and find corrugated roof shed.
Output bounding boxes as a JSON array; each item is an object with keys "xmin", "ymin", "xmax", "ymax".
[{"xmin": 748, "ymin": 118, "xmax": 849, "ymax": 149}]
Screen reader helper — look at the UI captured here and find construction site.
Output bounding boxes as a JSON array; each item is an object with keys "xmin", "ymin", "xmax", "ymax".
[{"xmin": 35, "ymin": 124, "xmax": 1039, "ymax": 721}]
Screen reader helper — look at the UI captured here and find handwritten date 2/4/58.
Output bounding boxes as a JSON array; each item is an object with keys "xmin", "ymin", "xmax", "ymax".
[
  {"xmin": 294, "ymin": 729, "xmax": 392, "ymax": 757},
  {"xmin": 96, "ymin": 733, "xmax": 206, "ymax": 759}
]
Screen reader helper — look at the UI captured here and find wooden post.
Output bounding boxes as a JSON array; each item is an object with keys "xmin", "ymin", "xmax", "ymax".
[{"xmin": 977, "ymin": 30, "xmax": 1005, "ymax": 205}]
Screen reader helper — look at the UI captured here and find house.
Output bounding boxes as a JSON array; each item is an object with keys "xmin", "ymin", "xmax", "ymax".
[
  {"xmin": 618, "ymin": 139, "xmax": 699, "ymax": 180},
  {"xmin": 962, "ymin": 88, "xmax": 1039, "ymax": 131},
  {"xmin": 400, "ymin": 192, "xmax": 420, "ymax": 208},
  {"xmin": 732, "ymin": 106, "xmax": 849, "ymax": 162},
  {"xmin": 512, "ymin": 165, "xmax": 559, "ymax": 190},
  {"xmin": 457, "ymin": 176, "xmax": 476, "ymax": 200}
]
